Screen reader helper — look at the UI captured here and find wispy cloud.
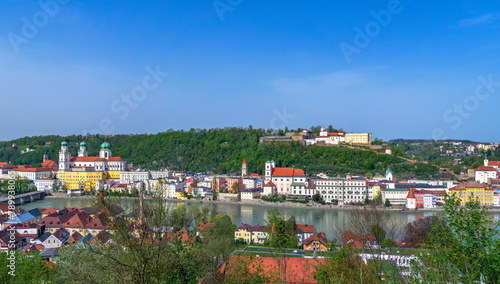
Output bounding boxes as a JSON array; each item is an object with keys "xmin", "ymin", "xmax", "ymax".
[{"xmin": 459, "ymin": 13, "xmax": 500, "ymax": 27}]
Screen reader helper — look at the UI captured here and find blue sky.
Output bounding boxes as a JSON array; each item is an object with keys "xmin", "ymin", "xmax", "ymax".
[{"xmin": 1, "ymin": 0, "xmax": 500, "ymax": 142}]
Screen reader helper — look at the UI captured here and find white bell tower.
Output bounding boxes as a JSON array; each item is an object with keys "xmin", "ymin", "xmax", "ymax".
[
  {"xmin": 59, "ymin": 142, "xmax": 70, "ymax": 171},
  {"xmin": 265, "ymin": 160, "xmax": 276, "ymax": 181},
  {"xmin": 99, "ymin": 142, "xmax": 112, "ymax": 159},
  {"xmin": 78, "ymin": 142, "xmax": 88, "ymax": 157}
]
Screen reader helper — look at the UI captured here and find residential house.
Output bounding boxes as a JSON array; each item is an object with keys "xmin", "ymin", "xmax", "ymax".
[
  {"xmin": 13, "ymin": 223, "xmax": 43, "ymax": 241},
  {"xmin": 62, "ymin": 211, "xmax": 92, "ymax": 235},
  {"xmin": 303, "ymin": 232, "xmax": 330, "ymax": 251},
  {"xmin": 234, "ymin": 224, "xmax": 268, "ymax": 245},
  {"xmin": 3, "ymin": 212, "xmax": 35, "ymax": 228},
  {"xmin": 240, "ymin": 188, "xmax": 261, "ymax": 200},
  {"xmin": 42, "ymin": 228, "xmax": 70, "ymax": 248},
  {"xmin": 28, "ymin": 208, "xmax": 43, "ymax": 223},
  {"xmin": 262, "ymin": 181, "xmax": 277, "ymax": 196},
  {"xmin": 9, "ymin": 167, "xmax": 55, "ymax": 181},
  {"xmin": 475, "ymin": 166, "xmax": 498, "ymax": 184},
  {"xmin": 342, "ymin": 230, "xmax": 380, "ymax": 249},
  {"xmin": 91, "ymin": 230, "xmax": 112, "ymax": 244},
  {"xmin": 296, "ymin": 224, "xmax": 314, "ymax": 246},
  {"xmin": 85, "ymin": 214, "xmax": 110, "ymax": 236},
  {"xmin": 0, "ymin": 230, "xmax": 23, "ymax": 251}
]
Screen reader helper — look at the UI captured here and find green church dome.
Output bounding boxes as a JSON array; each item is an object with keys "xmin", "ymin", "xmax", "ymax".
[
  {"xmin": 80, "ymin": 142, "xmax": 86, "ymax": 147},
  {"xmin": 101, "ymin": 142, "xmax": 111, "ymax": 149},
  {"xmin": 61, "ymin": 141, "xmax": 68, "ymax": 147}
]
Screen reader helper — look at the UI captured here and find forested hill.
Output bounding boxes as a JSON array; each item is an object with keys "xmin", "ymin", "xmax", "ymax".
[{"xmin": 0, "ymin": 128, "xmax": 440, "ymax": 179}]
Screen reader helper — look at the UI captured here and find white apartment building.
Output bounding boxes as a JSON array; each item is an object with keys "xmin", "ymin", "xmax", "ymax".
[
  {"xmin": 475, "ymin": 166, "xmax": 498, "ymax": 184},
  {"xmin": 34, "ymin": 178, "xmax": 64, "ymax": 192},
  {"xmin": 290, "ymin": 183, "xmax": 316, "ymax": 198},
  {"xmin": 382, "ymin": 189, "xmax": 410, "ymax": 206},
  {"xmin": 167, "ymin": 183, "xmax": 184, "ymax": 198},
  {"xmin": 315, "ymin": 179, "xmax": 367, "ymax": 204},
  {"xmin": 9, "ymin": 168, "xmax": 55, "ymax": 181},
  {"xmin": 120, "ymin": 171, "xmax": 150, "ymax": 183},
  {"xmin": 242, "ymin": 178, "xmax": 257, "ymax": 189},
  {"xmin": 241, "ymin": 189, "xmax": 261, "ymax": 200},
  {"xmin": 150, "ymin": 171, "xmax": 172, "ymax": 180},
  {"xmin": 424, "ymin": 194, "xmax": 436, "ymax": 208}
]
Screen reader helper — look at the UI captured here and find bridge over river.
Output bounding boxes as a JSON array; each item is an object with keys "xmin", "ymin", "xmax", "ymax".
[{"xmin": 0, "ymin": 191, "xmax": 46, "ymax": 205}]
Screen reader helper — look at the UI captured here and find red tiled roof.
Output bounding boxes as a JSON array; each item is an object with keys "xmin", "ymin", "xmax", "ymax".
[
  {"xmin": 235, "ymin": 224, "xmax": 267, "ymax": 232},
  {"xmin": 12, "ymin": 167, "xmax": 54, "ymax": 172},
  {"xmin": 41, "ymin": 160, "xmax": 58, "ymax": 168},
  {"xmin": 69, "ymin": 156, "xmax": 124, "ymax": 162},
  {"xmin": 249, "ymin": 173, "xmax": 259, "ymax": 177},
  {"xmin": 15, "ymin": 165, "xmax": 33, "ymax": 169},
  {"xmin": 85, "ymin": 214, "xmax": 109, "ymax": 230},
  {"xmin": 68, "ymin": 231, "xmax": 84, "ymax": 242},
  {"xmin": 242, "ymin": 159, "xmax": 247, "ymax": 165},
  {"xmin": 23, "ymin": 244, "xmax": 44, "ymax": 254},
  {"xmin": 167, "ymin": 227, "xmax": 195, "ymax": 244},
  {"xmin": 40, "ymin": 208, "xmax": 58, "ymax": 215},
  {"xmin": 271, "ymin": 168, "xmax": 306, "ymax": 177},
  {"xmin": 487, "ymin": 161, "xmax": 500, "ymax": 167},
  {"xmin": 38, "ymin": 211, "xmax": 77, "ymax": 228},
  {"xmin": 450, "ymin": 181, "xmax": 494, "ymax": 191},
  {"xmin": 63, "ymin": 212, "xmax": 91, "ymax": 229},
  {"xmin": 70, "ymin": 157, "xmax": 105, "ymax": 162},
  {"xmin": 303, "ymin": 232, "xmax": 329, "ymax": 247},
  {"xmin": 476, "ymin": 166, "xmax": 497, "ymax": 171},
  {"xmin": 197, "ymin": 222, "xmax": 214, "ymax": 232},
  {"xmin": 91, "ymin": 230, "xmax": 111, "ymax": 244},
  {"xmin": 297, "ymin": 224, "xmax": 314, "ymax": 234},
  {"xmin": 407, "ymin": 188, "xmax": 416, "ymax": 199},
  {"xmin": 265, "ymin": 181, "xmax": 276, "ymax": 187},
  {"xmin": 107, "ymin": 157, "xmax": 124, "ymax": 161},
  {"xmin": 341, "ymin": 230, "xmax": 378, "ymax": 249}
]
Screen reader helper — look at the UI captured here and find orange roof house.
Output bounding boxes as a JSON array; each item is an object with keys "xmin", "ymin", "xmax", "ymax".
[
  {"xmin": 41, "ymin": 160, "xmax": 58, "ymax": 170},
  {"xmin": 303, "ymin": 232, "xmax": 330, "ymax": 251},
  {"xmin": 196, "ymin": 222, "xmax": 215, "ymax": 237},
  {"xmin": 271, "ymin": 168, "xmax": 306, "ymax": 177},
  {"xmin": 341, "ymin": 230, "xmax": 380, "ymax": 249}
]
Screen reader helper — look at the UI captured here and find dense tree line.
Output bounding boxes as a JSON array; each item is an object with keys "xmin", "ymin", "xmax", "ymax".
[{"xmin": 0, "ymin": 128, "xmax": 440, "ymax": 179}]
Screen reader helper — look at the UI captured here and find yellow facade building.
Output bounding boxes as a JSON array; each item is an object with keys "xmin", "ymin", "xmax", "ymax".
[
  {"xmin": 450, "ymin": 181, "xmax": 495, "ymax": 206},
  {"xmin": 106, "ymin": 171, "xmax": 121, "ymax": 179},
  {"xmin": 234, "ymin": 224, "xmax": 268, "ymax": 245},
  {"xmin": 59, "ymin": 170, "xmax": 106, "ymax": 192},
  {"xmin": 345, "ymin": 133, "xmax": 372, "ymax": 145}
]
